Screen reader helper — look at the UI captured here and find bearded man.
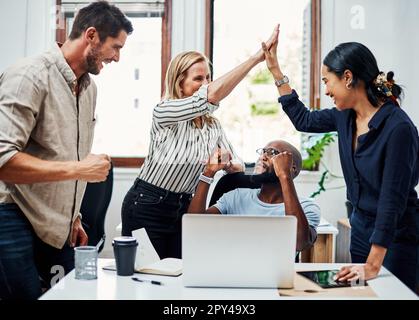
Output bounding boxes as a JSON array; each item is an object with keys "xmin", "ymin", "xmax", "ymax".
[
  {"xmin": 0, "ymin": 1, "xmax": 132, "ymax": 299},
  {"xmin": 188, "ymin": 140, "xmax": 320, "ymax": 252}
]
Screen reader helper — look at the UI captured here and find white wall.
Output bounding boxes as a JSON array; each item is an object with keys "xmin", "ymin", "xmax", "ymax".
[
  {"xmin": 321, "ymin": 0, "xmax": 419, "ymax": 124},
  {"xmin": 102, "ymin": 169, "xmax": 138, "ymax": 257},
  {"xmin": 0, "ymin": 0, "xmax": 55, "ymax": 73},
  {"xmin": 316, "ymin": 0, "xmax": 419, "ymax": 228},
  {"xmin": 171, "ymin": 0, "xmax": 206, "ymax": 57},
  {"xmin": 0, "ymin": 0, "xmax": 27, "ymax": 72}
]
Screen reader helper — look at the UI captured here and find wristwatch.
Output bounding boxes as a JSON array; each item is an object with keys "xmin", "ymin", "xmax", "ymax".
[
  {"xmin": 274, "ymin": 75, "xmax": 289, "ymax": 87},
  {"xmin": 199, "ymin": 173, "xmax": 214, "ymax": 185}
]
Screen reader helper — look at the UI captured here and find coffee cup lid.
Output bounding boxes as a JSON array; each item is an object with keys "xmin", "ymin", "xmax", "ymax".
[{"xmin": 112, "ymin": 236, "xmax": 137, "ymax": 245}]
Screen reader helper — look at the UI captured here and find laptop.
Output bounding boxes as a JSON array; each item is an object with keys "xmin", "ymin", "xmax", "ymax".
[{"xmin": 182, "ymin": 214, "xmax": 297, "ymax": 288}]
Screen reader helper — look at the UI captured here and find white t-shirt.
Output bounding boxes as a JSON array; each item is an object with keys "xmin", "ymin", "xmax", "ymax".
[{"xmin": 214, "ymin": 188, "xmax": 320, "ymax": 228}]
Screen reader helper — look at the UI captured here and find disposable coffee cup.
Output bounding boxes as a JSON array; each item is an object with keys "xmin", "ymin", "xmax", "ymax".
[{"xmin": 112, "ymin": 236, "xmax": 138, "ymax": 276}]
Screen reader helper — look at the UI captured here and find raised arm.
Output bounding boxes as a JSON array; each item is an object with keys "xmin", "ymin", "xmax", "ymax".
[
  {"xmin": 272, "ymin": 152, "xmax": 312, "ymax": 251},
  {"xmin": 153, "ymin": 84, "xmax": 220, "ymax": 127},
  {"xmin": 262, "ymin": 26, "xmax": 338, "ymax": 133},
  {"xmin": 155, "ymin": 26, "xmax": 280, "ymax": 128},
  {"xmin": 206, "ymin": 25, "xmax": 280, "ymax": 104}
]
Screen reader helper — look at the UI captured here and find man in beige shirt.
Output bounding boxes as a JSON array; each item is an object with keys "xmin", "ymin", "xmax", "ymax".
[{"xmin": 0, "ymin": 1, "xmax": 132, "ymax": 299}]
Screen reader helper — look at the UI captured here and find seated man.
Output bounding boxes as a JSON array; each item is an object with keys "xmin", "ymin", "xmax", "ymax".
[{"xmin": 188, "ymin": 140, "xmax": 320, "ymax": 252}]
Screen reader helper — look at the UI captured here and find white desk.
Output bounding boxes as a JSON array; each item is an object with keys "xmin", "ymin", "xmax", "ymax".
[
  {"xmin": 40, "ymin": 259, "xmax": 417, "ymax": 300},
  {"xmin": 116, "ymin": 217, "xmax": 338, "ymax": 263}
]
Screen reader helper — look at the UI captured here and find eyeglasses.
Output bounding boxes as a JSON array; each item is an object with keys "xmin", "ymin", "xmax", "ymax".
[{"xmin": 255, "ymin": 147, "xmax": 281, "ymax": 158}]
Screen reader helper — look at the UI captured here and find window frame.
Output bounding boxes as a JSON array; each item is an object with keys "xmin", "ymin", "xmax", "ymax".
[
  {"xmin": 205, "ymin": 0, "xmax": 214, "ymax": 63},
  {"xmin": 208, "ymin": 0, "xmax": 322, "ymax": 109},
  {"xmin": 55, "ymin": 0, "xmax": 321, "ymax": 168},
  {"xmin": 55, "ymin": 0, "xmax": 172, "ymax": 168},
  {"xmin": 310, "ymin": 0, "xmax": 322, "ymax": 110},
  {"xmin": 209, "ymin": 0, "xmax": 323, "ymax": 168}
]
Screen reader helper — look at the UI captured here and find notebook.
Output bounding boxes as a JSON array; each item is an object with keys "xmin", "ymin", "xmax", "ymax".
[
  {"xmin": 136, "ymin": 257, "xmax": 182, "ymax": 276},
  {"xmin": 103, "ymin": 228, "xmax": 182, "ymax": 277}
]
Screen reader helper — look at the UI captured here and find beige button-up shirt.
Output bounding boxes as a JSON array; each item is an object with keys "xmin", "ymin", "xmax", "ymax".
[{"xmin": 0, "ymin": 43, "xmax": 97, "ymax": 249}]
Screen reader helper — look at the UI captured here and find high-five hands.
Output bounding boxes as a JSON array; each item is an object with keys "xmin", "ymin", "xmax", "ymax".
[
  {"xmin": 254, "ymin": 24, "xmax": 280, "ymax": 63},
  {"xmin": 261, "ymin": 25, "xmax": 280, "ymax": 72}
]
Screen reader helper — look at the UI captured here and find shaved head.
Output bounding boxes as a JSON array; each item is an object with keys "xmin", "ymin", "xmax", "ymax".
[{"xmin": 265, "ymin": 140, "xmax": 302, "ymax": 177}]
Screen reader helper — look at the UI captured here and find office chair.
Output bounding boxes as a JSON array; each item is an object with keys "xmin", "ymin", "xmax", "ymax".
[
  {"xmin": 209, "ymin": 172, "xmax": 261, "ymax": 207},
  {"xmin": 80, "ymin": 163, "xmax": 114, "ymax": 253},
  {"xmin": 208, "ymin": 171, "xmax": 317, "ymax": 262}
]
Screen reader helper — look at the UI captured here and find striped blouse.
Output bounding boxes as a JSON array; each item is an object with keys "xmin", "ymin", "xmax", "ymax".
[{"xmin": 138, "ymin": 85, "xmax": 241, "ymax": 194}]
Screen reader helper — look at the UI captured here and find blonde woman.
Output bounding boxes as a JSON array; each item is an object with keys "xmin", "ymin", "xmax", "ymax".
[{"xmin": 121, "ymin": 26, "xmax": 279, "ymax": 259}]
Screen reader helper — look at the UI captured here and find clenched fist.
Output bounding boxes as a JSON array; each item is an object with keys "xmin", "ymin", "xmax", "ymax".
[
  {"xmin": 204, "ymin": 148, "xmax": 232, "ymax": 177},
  {"xmin": 272, "ymin": 151, "xmax": 293, "ymax": 179},
  {"xmin": 77, "ymin": 154, "xmax": 111, "ymax": 182}
]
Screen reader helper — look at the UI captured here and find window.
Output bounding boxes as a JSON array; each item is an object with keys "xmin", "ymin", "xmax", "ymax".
[
  {"xmin": 57, "ymin": 1, "xmax": 171, "ymax": 167},
  {"xmin": 90, "ymin": 16, "xmax": 162, "ymax": 158},
  {"xmin": 212, "ymin": 0, "xmax": 316, "ymax": 163}
]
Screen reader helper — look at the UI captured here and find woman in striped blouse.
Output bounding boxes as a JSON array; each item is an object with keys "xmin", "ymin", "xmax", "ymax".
[{"xmin": 121, "ymin": 26, "xmax": 279, "ymax": 259}]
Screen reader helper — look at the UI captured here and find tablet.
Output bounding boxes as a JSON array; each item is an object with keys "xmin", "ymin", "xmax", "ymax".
[{"xmin": 297, "ymin": 270, "xmax": 364, "ymax": 289}]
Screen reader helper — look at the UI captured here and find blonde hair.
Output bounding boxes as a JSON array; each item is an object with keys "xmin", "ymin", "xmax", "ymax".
[{"xmin": 163, "ymin": 51, "xmax": 215, "ymax": 127}]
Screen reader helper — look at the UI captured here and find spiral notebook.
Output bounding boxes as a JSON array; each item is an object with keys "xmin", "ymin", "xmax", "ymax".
[{"xmin": 103, "ymin": 228, "xmax": 182, "ymax": 277}]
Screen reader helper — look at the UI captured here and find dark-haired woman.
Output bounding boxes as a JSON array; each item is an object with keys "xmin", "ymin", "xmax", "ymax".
[{"xmin": 262, "ymin": 36, "xmax": 418, "ymax": 292}]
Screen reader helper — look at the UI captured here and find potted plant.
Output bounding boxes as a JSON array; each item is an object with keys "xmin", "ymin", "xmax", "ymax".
[
  {"xmin": 302, "ymin": 133, "xmax": 352, "ymax": 218},
  {"xmin": 302, "ymin": 132, "xmax": 336, "ymax": 172}
]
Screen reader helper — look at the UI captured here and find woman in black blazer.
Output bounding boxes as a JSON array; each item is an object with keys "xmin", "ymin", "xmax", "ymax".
[{"xmin": 261, "ymin": 29, "xmax": 418, "ymax": 292}]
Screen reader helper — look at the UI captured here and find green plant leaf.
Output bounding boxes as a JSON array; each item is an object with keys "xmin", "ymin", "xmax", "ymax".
[{"xmin": 302, "ymin": 133, "xmax": 336, "ymax": 171}]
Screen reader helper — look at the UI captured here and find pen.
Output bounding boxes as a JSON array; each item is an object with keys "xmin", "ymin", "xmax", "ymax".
[{"xmin": 131, "ymin": 277, "xmax": 162, "ymax": 286}]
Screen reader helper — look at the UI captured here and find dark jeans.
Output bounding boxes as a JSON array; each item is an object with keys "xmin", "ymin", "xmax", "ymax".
[
  {"xmin": 0, "ymin": 203, "xmax": 74, "ymax": 300},
  {"xmin": 350, "ymin": 210, "xmax": 418, "ymax": 293},
  {"xmin": 121, "ymin": 179, "xmax": 192, "ymax": 259}
]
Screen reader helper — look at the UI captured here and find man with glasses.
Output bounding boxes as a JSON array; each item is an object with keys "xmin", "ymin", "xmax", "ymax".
[{"xmin": 188, "ymin": 140, "xmax": 320, "ymax": 252}]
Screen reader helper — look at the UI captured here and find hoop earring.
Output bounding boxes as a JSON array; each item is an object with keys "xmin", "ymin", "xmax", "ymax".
[{"xmin": 346, "ymin": 83, "xmax": 352, "ymax": 90}]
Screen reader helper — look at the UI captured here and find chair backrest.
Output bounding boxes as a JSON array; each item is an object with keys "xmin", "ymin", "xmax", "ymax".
[
  {"xmin": 208, "ymin": 172, "xmax": 261, "ymax": 207},
  {"xmin": 80, "ymin": 163, "xmax": 114, "ymax": 252}
]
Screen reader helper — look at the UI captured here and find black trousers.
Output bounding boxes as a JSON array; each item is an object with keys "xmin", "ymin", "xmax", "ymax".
[
  {"xmin": 350, "ymin": 210, "xmax": 418, "ymax": 293},
  {"xmin": 121, "ymin": 179, "xmax": 192, "ymax": 259}
]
